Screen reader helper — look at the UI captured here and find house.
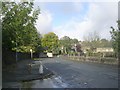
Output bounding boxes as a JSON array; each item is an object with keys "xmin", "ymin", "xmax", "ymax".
[{"xmin": 96, "ymin": 48, "xmax": 114, "ymax": 53}]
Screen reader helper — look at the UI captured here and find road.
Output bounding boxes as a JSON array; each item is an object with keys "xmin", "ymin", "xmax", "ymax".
[
  {"xmin": 3, "ymin": 57, "xmax": 118, "ymax": 88},
  {"xmin": 41, "ymin": 57, "xmax": 118, "ymax": 88}
]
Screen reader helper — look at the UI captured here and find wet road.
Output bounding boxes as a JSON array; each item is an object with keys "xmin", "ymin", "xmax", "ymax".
[
  {"xmin": 42, "ymin": 57, "xmax": 118, "ymax": 88},
  {"xmin": 3, "ymin": 57, "xmax": 118, "ymax": 88}
]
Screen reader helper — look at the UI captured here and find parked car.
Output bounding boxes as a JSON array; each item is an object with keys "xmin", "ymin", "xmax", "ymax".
[{"xmin": 47, "ymin": 53, "xmax": 53, "ymax": 57}]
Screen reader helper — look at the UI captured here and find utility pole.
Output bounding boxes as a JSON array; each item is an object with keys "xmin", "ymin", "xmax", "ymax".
[
  {"xmin": 30, "ymin": 49, "xmax": 33, "ymax": 59},
  {"xmin": 16, "ymin": 42, "xmax": 18, "ymax": 62}
]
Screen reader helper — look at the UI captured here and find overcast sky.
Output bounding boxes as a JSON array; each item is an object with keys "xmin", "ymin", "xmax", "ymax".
[{"xmin": 34, "ymin": 1, "xmax": 118, "ymax": 41}]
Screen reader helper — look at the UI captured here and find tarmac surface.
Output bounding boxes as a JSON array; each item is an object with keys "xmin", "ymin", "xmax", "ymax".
[
  {"xmin": 2, "ymin": 57, "xmax": 118, "ymax": 88},
  {"xmin": 42, "ymin": 57, "xmax": 118, "ymax": 88}
]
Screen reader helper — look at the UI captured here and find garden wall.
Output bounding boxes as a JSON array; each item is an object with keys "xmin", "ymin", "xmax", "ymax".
[{"xmin": 66, "ymin": 56, "xmax": 118, "ymax": 65}]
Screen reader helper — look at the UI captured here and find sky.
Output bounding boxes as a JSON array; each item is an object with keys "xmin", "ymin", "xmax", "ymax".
[{"xmin": 33, "ymin": 1, "xmax": 118, "ymax": 41}]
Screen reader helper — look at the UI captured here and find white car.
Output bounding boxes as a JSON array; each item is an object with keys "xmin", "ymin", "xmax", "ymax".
[{"xmin": 47, "ymin": 53, "xmax": 53, "ymax": 57}]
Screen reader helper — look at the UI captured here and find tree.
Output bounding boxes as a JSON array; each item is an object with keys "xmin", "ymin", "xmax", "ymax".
[
  {"xmin": 59, "ymin": 36, "xmax": 80, "ymax": 54},
  {"xmin": 110, "ymin": 20, "xmax": 120, "ymax": 58},
  {"xmin": 82, "ymin": 31, "xmax": 101, "ymax": 56},
  {"xmin": 41, "ymin": 32, "xmax": 59, "ymax": 54},
  {"xmin": 71, "ymin": 38, "xmax": 79, "ymax": 44},
  {"xmin": 59, "ymin": 36, "xmax": 72, "ymax": 54},
  {"xmin": 2, "ymin": 2, "xmax": 41, "ymax": 52},
  {"xmin": 99, "ymin": 39, "xmax": 112, "ymax": 48},
  {"xmin": 83, "ymin": 31, "xmax": 100, "ymax": 49},
  {"xmin": 100, "ymin": 39, "xmax": 108, "ymax": 47}
]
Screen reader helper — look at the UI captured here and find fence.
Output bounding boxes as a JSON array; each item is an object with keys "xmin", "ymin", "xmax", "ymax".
[
  {"xmin": 2, "ymin": 50, "xmax": 16, "ymax": 65},
  {"xmin": 67, "ymin": 56, "xmax": 118, "ymax": 65},
  {"xmin": 2, "ymin": 49, "xmax": 39, "ymax": 65}
]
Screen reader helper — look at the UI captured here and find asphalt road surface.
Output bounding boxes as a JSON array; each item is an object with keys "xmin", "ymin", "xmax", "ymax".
[
  {"xmin": 3, "ymin": 57, "xmax": 118, "ymax": 88},
  {"xmin": 42, "ymin": 57, "xmax": 118, "ymax": 88}
]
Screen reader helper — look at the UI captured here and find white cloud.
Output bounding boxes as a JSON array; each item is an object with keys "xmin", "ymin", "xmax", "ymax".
[
  {"xmin": 73, "ymin": 2, "xmax": 84, "ymax": 12},
  {"xmin": 34, "ymin": 0, "xmax": 118, "ymax": 2},
  {"xmin": 35, "ymin": 2, "xmax": 117, "ymax": 41},
  {"xmin": 53, "ymin": 18, "xmax": 93, "ymax": 40},
  {"xmin": 35, "ymin": 2, "xmax": 84, "ymax": 35},
  {"xmin": 60, "ymin": 2, "xmax": 84, "ymax": 14},
  {"xmin": 35, "ymin": 10, "xmax": 53, "ymax": 34},
  {"xmin": 53, "ymin": 2, "xmax": 118, "ymax": 40},
  {"xmin": 86, "ymin": 2, "xmax": 118, "ymax": 39}
]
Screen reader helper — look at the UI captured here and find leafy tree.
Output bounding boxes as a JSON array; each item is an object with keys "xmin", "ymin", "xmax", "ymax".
[
  {"xmin": 71, "ymin": 38, "xmax": 79, "ymax": 44},
  {"xmin": 59, "ymin": 36, "xmax": 80, "ymax": 54},
  {"xmin": 2, "ymin": 2, "xmax": 41, "ymax": 52},
  {"xmin": 59, "ymin": 36, "xmax": 72, "ymax": 54},
  {"xmin": 100, "ymin": 39, "xmax": 112, "ymax": 47},
  {"xmin": 110, "ymin": 20, "xmax": 120, "ymax": 58},
  {"xmin": 41, "ymin": 32, "xmax": 59, "ymax": 54}
]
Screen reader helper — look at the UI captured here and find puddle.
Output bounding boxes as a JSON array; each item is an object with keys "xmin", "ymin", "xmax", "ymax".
[{"xmin": 52, "ymin": 76, "xmax": 68, "ymax": 88}]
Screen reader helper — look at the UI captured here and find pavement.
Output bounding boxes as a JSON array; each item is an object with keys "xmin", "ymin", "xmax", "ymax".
[{"xmin": 2, "ymin": 59, "xmax": 54, "ymax": 88}]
